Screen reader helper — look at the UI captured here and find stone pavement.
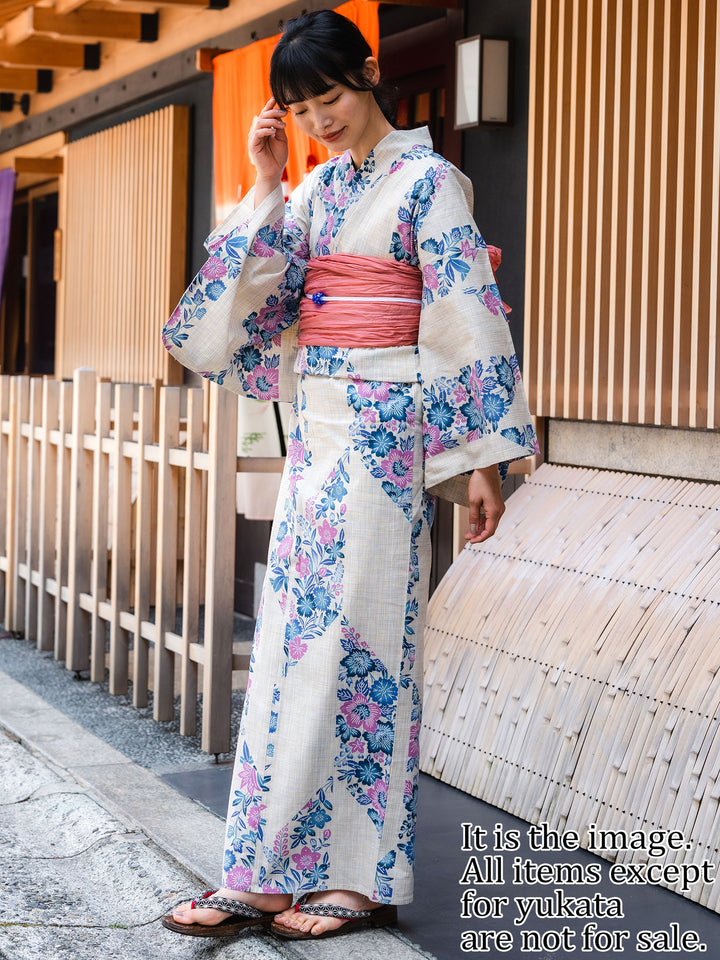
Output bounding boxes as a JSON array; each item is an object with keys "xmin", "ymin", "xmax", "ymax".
[{"xmin": 0, "ymin": 671, "xmax": 435, "ymax": 960}]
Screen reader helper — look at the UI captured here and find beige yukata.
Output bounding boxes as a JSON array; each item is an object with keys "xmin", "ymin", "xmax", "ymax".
[{"xmin": 163, "ymin": 127, "xmax": 537, "ymax": 903}]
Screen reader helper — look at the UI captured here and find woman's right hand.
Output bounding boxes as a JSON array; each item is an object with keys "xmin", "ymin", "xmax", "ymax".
[{"xmin": 249, "ymin": 97, "xmax": 288, "ymax": 191}]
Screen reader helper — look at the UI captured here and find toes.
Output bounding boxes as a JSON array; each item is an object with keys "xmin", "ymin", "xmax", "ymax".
[{"xmin": 274, "ymin": 908, "xmax": 295, "ymax": 923}]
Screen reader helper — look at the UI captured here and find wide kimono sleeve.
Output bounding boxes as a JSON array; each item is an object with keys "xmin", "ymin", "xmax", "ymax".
[
  {"xmin": 415, "ymin": 163, "xmax": 539, "ymax": 502},
  {"xmin": 161, "ymin": 179, "xmax": 311, "ymax": 402}
]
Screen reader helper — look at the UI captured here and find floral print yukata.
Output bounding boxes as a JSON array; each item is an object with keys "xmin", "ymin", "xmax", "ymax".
[{"xmin": 163, "ymin": 127, "xmax": 538, "ymax": 904}]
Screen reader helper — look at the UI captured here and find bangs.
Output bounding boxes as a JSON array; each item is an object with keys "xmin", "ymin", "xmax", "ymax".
[{"xmin": 270, "ymin": 38, "xmax": 370, "ymax": 109}]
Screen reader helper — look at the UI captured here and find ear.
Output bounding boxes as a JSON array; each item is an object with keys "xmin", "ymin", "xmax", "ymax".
[{"xmin": 362, "ymin": 56, "xmax": 381, "ymax": 87}]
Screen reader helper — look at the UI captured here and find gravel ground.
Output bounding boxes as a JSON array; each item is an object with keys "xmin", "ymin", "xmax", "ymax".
[{"xmin": 0, "ymin": 619, "xmax": 253, "ymax": 769}]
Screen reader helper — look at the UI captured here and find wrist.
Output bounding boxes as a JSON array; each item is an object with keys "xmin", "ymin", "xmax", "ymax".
[{"xmin": 253, "ymin": 177, "xmax": 282, "ymax": 209}]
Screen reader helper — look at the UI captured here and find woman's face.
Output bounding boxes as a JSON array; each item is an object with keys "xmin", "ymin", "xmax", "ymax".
[{"xmin": 287, "ymin": 82, "xmax": 377, "ymax": 156}]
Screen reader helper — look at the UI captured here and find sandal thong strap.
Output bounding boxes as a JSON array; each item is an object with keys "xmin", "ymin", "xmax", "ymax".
[
  {"xmin": 191, "ymin": 891, "xmax": 267, "ymax": 919},
  {"xmin": 294, "ymin": 902, "xmax": 371, "ymax": 920}
]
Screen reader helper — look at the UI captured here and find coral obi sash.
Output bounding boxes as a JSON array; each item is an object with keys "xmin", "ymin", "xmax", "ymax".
[{"xmin": 298, "ymin": 254, "xmax": 422, "ymax": 348}]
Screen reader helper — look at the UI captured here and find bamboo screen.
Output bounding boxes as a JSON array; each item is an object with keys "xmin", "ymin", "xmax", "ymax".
[
  {"xmin": 57, "ymin": 105, "xmax": 188, "ymax": 384},
  {"xmin": 524, "ymin": 0, "xmax": 720, "ymax": 429}
]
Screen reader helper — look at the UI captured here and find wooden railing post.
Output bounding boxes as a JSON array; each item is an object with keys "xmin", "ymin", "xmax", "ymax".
[
  {"xmin": 7, "ymin": 376, "xmax": 29, "ymax": 633},
  {"xmin": 54, "ymin": 381, "xmax": 73, "ymax": 661},
  {"xmin": 90, "ymin": 381, "xmax": 111, "ymax": 681},
  {"xmin": 180, "ymin": 388, "xmax": 203, "ymax": 736},
  {"xmin": 154, "ymin": 385, "xmax": 180, "ymax": 721},
  {"xmin": 109, "ymin": 383, "xmax": 134, "ymax": 694},
  {"xmin": 24, "ymin": 378, "xmax": 43, "ymax": 642},
  {"xmin": 133, "ymin": 385, "xmax": 153, "ymax": 707},
  {"xmin": 37, "ymin": 379, "xmax": 59, "ymax": 650},
  {"xmin": 0, "ymin": 376, "xmax": 10, "ymax": 622},
  {"xmin": 66, "ymin": 368, "xmax": 96, "ymax": 672},
  {"xmin": 201, "ymin": 384, "xmax": 237, "ymax": 754}
]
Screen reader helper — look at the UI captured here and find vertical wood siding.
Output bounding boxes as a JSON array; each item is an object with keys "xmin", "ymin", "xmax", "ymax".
[
  {"xmin": 57, "ymin": 105, "xmax": 188, "ymax": 384},
  {"xmin": 524, "ymin": 0, "xmax": 719, "ymax": 428}
]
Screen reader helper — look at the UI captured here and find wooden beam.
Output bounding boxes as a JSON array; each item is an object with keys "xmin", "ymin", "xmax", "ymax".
[
  {"xmin": 13, "ymin": 155, "xmax": 64, "ymax": 175},
  {"xmin": 111, "ymin": 0, "xmax": 228, "ymax": 7},
  {"xmin": 380, "ymin": 0, "xmax": 460, "ymax": 7},
  {"xmin": 195, "ymin": 47, "xmax": 229, "ymax": 72},
  {"xmin": 0, "ymin": 40, "xmax": 100, "ymax": 69},
  {"xmin": 0, "ymin": 130, "xmax": 66, "ymax": 168},
  {"xmin": 0, "ymin": 66, "xmax": 52, "ymax": 92},
  {"xmin": 52, "ymin": 0, "xmax": 91, "ymax": 14},
  {"xmin": 4, "ymin": 8, "xmax": 158, "ymax": 45},
  {"xmin": 0, "ymin": 0, "xmax": 31, "ymax": 22}
]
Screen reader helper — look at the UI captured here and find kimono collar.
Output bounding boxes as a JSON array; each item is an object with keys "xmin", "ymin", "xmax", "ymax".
[{"xmin": 341, "ymin": 126, "xmax": 434, "ymax": 177}]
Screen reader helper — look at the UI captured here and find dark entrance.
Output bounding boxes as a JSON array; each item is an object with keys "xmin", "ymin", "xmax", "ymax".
[{"xmin": 1, "ymin": 182, "xmax": 58, "ymax": 375}]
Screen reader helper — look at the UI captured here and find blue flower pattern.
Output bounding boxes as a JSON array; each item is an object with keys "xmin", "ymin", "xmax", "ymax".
[
  {"xmin": 224, "ymin": 741, "xmax": 274, "ymax": 891},
  {"xmin": 162, "ymin": 209, "xmax": 306, "ymax": 400},
  {"xmin": 423, "ymin": 354, "xmax": 534, "ymax": 459},
  {"xmin": 347, "ymin": 380, "xmax": 417, "ymax": 519},
  {"xmin": 268, "ymin": 420, "xmax": 349, "ymax": 672},
  {"xmin": 257, "ymin": 782, "xmax": 334, "ymax": 895},
  {"xmin": 335, "ymin": 619, "xmax": 398, "ymax": 836}
]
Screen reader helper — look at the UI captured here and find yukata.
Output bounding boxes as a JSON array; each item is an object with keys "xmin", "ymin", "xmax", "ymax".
[{"xmin": 162, "ymin": 126, "xmax": 538, "ymax": 904}]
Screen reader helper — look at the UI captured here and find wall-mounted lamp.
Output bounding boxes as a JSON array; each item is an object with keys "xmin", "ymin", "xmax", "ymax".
[{"xmin": 454, "ymin": 36, "xmax": 513, "ymax": 129}]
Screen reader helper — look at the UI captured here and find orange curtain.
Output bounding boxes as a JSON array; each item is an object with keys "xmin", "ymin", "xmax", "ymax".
[{"xmin": 213, "ymin": 1, "xmax": 379, "ymax": 221}]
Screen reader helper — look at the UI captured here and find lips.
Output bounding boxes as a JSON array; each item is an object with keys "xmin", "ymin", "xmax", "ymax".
[{"xmin": 322, "ymin": 127, "xmax": 345, "ymax": 143}]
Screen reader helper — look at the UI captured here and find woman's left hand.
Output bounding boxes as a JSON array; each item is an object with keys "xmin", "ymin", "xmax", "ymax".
[{"xmin": 465, "ymin": 465, "xmax": 505, "ymax": 544}]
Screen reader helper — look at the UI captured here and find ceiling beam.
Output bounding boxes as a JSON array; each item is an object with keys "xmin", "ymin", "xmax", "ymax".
[
  {"xmin": 13, "ymin": 155, "xmax": 64, "ymax": 175},
  {"xmin": 4, "ymin": 8, "xmax": 158, "ymax": 45},
  {"xmin": 0, "ymin": 39, "xmax": 100, "ymax": 69},
  {"xmin": 0, "ymin": 66, "xmax": 52, "ymax": 91}
]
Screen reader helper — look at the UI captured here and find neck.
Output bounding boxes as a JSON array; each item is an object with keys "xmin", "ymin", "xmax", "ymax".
[{"xmin": 349, "ymin": 105, "xmax": 395, "ymax": 169}]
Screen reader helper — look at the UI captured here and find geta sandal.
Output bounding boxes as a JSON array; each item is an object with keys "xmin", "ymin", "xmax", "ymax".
[
  {"xmin": 161, "ymin": 890, "xmax": 274, "ymax": 938},
  {"xmin": 270, "ymin": 897, "xmax": 397, "ymax": 940}
]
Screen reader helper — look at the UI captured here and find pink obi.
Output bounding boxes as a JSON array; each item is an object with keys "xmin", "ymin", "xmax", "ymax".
[{"xmin": 298, "ymin": 254, "xmax": 423, "ymax": 348}]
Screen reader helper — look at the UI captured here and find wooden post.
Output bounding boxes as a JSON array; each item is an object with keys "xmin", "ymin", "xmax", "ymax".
[
  {"xmin": 109, "ymin": 383, "xmax": 134, "ymax": 694},
  {"xmin": 54, "ymin": 381, "xmax": 73, "ymax": 661},
  {"xmin": 0, "ymin": 376, "xmax": 10, "ymax": 621},
  {"xmin": 24, "ymin": 378, "xmax": 43, "ymax": 642},
  {"xmin": 8, "ymin": 376, "xmax": 30, "ymax": 633},
  {"xmin": 153, "ymin": 385, "xmax": 180, "ymax": 722},
  {"xmin": 90, "ymin": 380, "xmax": 111, "ymax": 680},
  {"xmin": 180, "ymin": 388, "xmax": 203, "ymax": 736},
  {"xmin": 201, "ymin": 384, "xmax": 237, "ymax": 754},
  {"xmin": 133, "ymin": 385, "xmax": 153, "ymax": 707},
  {"xmin": 37, "ymin": 378, "xmax": 59, "ymax": 650},
  {"xmin": 65, "ymin": 368, "xmax": 96, "ymax": 672}
]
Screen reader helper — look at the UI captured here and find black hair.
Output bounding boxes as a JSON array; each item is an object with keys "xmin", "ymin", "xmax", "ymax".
[{"xmin": 270, "ymin": 9, "xmax": 394, "ymax": 121}]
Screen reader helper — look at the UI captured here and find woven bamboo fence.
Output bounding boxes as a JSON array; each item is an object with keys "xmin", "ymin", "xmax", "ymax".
[
  {"xmin": 0, "ymin": 368, "xmax": 270, "ymax": 755},
  {"xmin": 422, "ymin": 462, "xmax": 720, "ymax": 912}
]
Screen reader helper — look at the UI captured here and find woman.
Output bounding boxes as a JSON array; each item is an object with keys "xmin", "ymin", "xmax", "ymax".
[{"xmin": 161, "ymin": 9, "xmax": 537, "ymax": 941}]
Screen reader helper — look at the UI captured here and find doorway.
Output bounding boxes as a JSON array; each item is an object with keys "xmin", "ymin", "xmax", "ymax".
[{"xmin": 1, "ymin": 181, "xmax": 58, "ymax": 375}]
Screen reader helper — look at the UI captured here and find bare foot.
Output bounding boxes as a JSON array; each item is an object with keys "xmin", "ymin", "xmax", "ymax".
[
  {"xmin": 273, "ymin": 889, "xmax": 379, "ymax": 937},
  {"xmin": 172, "ymin": 888, "xmax": 292, "ymax": 927}
]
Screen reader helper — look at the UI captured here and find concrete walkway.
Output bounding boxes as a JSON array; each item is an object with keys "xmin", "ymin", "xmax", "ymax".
[{"xmin": 0, "ymin": 671, "xmax": 435, "ymax": 960}]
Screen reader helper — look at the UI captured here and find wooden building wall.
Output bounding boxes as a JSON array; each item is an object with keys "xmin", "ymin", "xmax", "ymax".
[
  {"xmin": 56, "ymin": 104, "xmax": 188, "ymax": 384},
  {"xmin": 524, "ymin": 0, "xmax": 720, "ymax": 429}
]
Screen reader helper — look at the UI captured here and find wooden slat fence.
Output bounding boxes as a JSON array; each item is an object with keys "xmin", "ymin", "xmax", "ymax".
[
  {"xmin": 56, "ymin": 104, "xmax": 188, "ymax": 386},
  {"xmin": 0, "ymin": 368, "xmax": 262, "ymax": 755},
  {"xmin": 524, "ymin": 0, "xmax": 720, "ymax": 428}
]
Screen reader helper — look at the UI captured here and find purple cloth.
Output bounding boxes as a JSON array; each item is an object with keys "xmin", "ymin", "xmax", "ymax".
[{"xmin": 0, "ymin": 168, "xmax": 16, "ymax": 303}]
